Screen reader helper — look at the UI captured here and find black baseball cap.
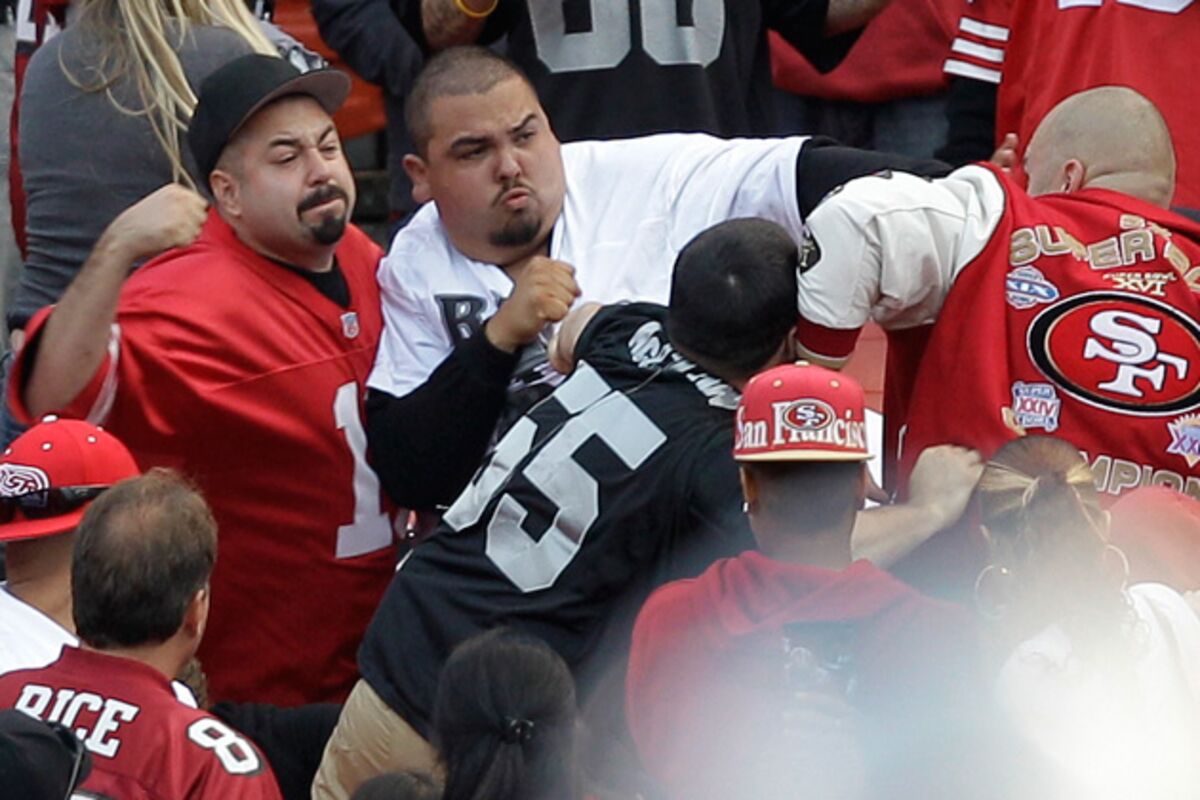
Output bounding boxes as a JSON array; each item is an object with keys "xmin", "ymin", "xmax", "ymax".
[
  {"xmin": 188, "ymin": 54, "xmax": 351, "ymax": 188},
  {"xmin": 0, "ymin": 710, "xmax": 92, "ymax": 798}
]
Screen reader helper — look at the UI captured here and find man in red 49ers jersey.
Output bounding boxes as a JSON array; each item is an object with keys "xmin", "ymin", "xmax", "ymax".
[
  {"xmin": 795, "ymin": 87, "xmax": 1200, "ymax": 589},
  {"xmin": 6, "ymin": 54, "xmax": 397, "ymax": 705},
  {"xmin": 941, "ymin": 0, "xmax": 1200, "ymax": 209},
  {"xmin": 0, "ymin": 470, "xmax": 283, "ymax": 799}
]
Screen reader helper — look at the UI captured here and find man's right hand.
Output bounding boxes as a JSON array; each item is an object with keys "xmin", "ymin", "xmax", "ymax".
[
  {"xmin": 99, "ymin": 184, "xmax": 208, "ymax": 266},
  {"xmin": 485, "ymin": 256, "xmax": 581, "ymax": 353}
]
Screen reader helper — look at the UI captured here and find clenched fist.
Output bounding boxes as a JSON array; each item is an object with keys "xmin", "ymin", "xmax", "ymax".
[
  {"xmin": 486, "ymin": 256, "xmax": 581, "ymax": 353},
  {"xmin": 101, "ymin": 184, "xmax": 209, "ymax": 266}
]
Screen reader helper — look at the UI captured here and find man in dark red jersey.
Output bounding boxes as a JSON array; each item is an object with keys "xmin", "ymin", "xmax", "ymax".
[
  {"xmin": 0, "ymin": 469, "xmax": 283, "ymax": 799},
  {"xmin": 795, "ymin": 86, "xmax": 1200, "ymax": 593},
  {"xmin": 7, "ymin": 54, "xmax": 397, "ymax": 705}
]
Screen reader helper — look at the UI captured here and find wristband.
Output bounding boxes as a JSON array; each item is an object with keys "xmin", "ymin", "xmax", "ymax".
[{"xmin": 454, "ymin": 0, "xmax": 497, "ymax": 19}]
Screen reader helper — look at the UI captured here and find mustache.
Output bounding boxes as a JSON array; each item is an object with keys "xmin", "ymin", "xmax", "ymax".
[
  {"xmin": 297, "ymin": 184, "xmax": 349, "ymax": 214},
  {"xmin": 493, "ymin": 179, "xmax": 533, "ymax": 206}
]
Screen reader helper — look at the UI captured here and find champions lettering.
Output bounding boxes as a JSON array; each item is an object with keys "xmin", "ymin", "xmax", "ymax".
[{"xmin": 1082, "ymin": 451, "xmax": 1200, "ymax": 501}]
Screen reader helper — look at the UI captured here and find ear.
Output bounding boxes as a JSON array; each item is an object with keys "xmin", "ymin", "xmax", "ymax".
[
  {"xmin": 182, "ymin": 586, "xmax": 210, "ymax": 642},
  {"xmin": 403, "ymin": 154, "xmax": 432, "ymax": 205},
  {"xmin": 209, "ymin": 170, "xmax": 240, "ymax": 217},
  {"xmin": 1062, "ymin": 159, "xmax": 1087, "ymax": 193}
]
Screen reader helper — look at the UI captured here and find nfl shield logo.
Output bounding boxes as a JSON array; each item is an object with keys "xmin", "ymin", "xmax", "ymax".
[{"xmin": 341, "ymin": 312, "xmax": 360, "ymax": 339}]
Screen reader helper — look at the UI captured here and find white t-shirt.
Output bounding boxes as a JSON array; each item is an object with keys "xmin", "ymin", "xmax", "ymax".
[
  {"xmin": 0, "ymin": 585, "xmax": 199, "ymax": 707},
  {"xmin": 369, "ymin": 133, "xmax": 807, "ymax": 399},
  {"xmin": 0, "ymin": 584, "xmax": 76, "ymax": 676},
  {"xmin": 996, "ymin": 582, "xmax": 1200, "ymax": 798}
]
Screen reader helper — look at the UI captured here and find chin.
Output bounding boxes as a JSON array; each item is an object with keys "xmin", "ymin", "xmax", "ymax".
[{"xmin": 308, "ymin": 215, "xmax": 349, "ymax": 246}]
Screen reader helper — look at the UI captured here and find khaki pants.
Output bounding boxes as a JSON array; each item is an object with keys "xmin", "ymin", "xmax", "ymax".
[{"xmin": 311, "ymin": 679, "xmax": 439, "ymax": 800}]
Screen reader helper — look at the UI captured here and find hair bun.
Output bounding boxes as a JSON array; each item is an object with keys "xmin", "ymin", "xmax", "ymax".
[{"xmin": 501, "ymin": 717, "xmax": 535, "ymax": 744}]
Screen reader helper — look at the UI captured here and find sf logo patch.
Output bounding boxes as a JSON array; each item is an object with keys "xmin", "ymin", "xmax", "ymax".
[{"xmin": 1028, "ymin": 292, "xmax": 1200, "ymax": 415}]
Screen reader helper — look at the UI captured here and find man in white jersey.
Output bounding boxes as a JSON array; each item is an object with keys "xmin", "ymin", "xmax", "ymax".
[
  {"xmin": 0, "ymin": 417, "xmax": 138, "ymax": 675},
  {"xmin": 364, "ymin": 45, "xmax": 947, "ymax": 513}
]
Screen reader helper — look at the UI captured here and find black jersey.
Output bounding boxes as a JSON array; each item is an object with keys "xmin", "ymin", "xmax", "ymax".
[
  {"xmin": 477, "ymin": 0, "xmax": 855, "ymax": 139},
  {"xmin": 359, "ymin": 304, "xmax": 754, "ymax": 734}
]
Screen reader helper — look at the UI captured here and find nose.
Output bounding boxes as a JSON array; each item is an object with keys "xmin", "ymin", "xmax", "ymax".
[
  {"xmin": 304, "ymin": 147, "xmax": 335, "ymax": 184},
  {"xmin": 496, "ymin": 144, "xmax": 522, "ymax": 181}
]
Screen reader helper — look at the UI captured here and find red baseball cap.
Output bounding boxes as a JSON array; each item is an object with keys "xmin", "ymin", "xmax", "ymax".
[
  {"xmin": 734, "ymin": 362, "xmax": 871, "ymax": 462},
  {"xmin": 0, "ymin": 417, "xmax": 140, "ymax": 542}
]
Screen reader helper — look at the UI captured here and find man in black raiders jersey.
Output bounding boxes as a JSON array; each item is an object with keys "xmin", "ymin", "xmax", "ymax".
[
  {"xmin": 410, "ymin": 0, "xmax": 884, "ymax": 140},
  {"xmin": 313, "ymin": 219, "xmax": 984, "ymax": 799}
]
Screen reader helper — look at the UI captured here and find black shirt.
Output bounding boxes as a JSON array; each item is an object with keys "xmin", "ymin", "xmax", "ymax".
[{"xmin": 359, "ymin": 303, "xmax": 755, "ymax": 735}]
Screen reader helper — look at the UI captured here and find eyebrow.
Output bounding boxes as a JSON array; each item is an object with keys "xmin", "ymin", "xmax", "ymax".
[
  {"xmin": 509, "ymin": 113, "xmax": 537, "ymax": 135},
  {"xmin": 447, "ymin": 114, "xmax": 539, "ymax": 152},
  {"xmin": 267, "ymin": 124, "xmax": 338, "ymax": 149}
]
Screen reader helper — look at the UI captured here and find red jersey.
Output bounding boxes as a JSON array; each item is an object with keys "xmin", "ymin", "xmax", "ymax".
[
  {"xmin": 11, "ymin": 212, "xmax": 396, "ymax": 705},
  {"xmin": 0, "ymin": 647, "xmax": 282, "ymax": 799},
  {"xmin": 797, "ymin": 164, "xmax": 1200, "ymax": 504},
  {"xmin": 944, "ymin": 0, "xmax": 1200, "ymax": 208},
  {"xmin": 770, "ymin": 0, "xmax": 958, "ymax": 104},
  {"xmin": 626, "ymin": 552, "xmax": 982, "ymax": 800}
]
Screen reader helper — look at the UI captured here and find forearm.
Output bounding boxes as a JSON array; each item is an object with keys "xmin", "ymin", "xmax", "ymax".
[
  {"xmin": 23, "ymin": 233, "xmax": 131, "ymax": 417},
  {"xmin": 421, "ymin": 0, "xmax": 488, "ymax": 50},
  {"xmin": 366, "ymin": 331, "xmax": 517, "ymax": 510},
  {"xmin": 936, "ymin": 78, "xmax": 999, "ymax": 166},
  {"xmin": 312, "ymin": 0, "xmax": 423, "ymax": 94},
  {"xmin": 850, "ymin": 503, "xmax": 951, "ymax": 568},
  {"xmin": 823, "ymin": 0, "xmax": 889, "ymax": 36}
]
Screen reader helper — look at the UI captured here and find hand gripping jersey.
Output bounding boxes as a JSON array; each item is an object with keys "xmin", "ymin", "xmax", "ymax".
[
  {"xmin": 797, "ymin": 164, "xmax": 1200, "ymax": 502},
  {"xmin": 360, "ymin": 304, "xmax": 755, "ymax": 735},
  {"xmin": 9, "ymin": 212, "xmax": 396, "ymax": 705},
  {"xmin": 943, "ymin": 0, "xmax": 1200, "ymax": 208},
  {"xmin": 369, "ymin": 133, "xmax": 806, "ymax": 407},
  {"xmin": 0, "ymin": 647, "xmax": 283, "ymax": 800}
]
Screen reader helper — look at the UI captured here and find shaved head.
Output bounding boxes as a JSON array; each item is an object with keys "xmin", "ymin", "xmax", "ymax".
[{"xmin": 1024, "ymin": 86, "xmax": 1176, "ymax": 207}]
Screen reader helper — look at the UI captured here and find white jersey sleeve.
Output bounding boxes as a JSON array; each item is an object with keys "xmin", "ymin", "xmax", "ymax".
[
  {"xmin": 796, "ymin": 164, "xmax": 1007, "ymax": 365},
  {"xmin": 370, "ymin": 133, "xmax": 808, "ymax": 399}
]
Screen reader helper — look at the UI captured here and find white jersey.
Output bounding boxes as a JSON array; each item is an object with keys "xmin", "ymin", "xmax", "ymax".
[
  {"xmin": 0, "ymin": 585, "xmax": 75, "ymax": 676},
  {"xmin": 369, "ymin": 133, "xmax": 807, "ymax": 399}
]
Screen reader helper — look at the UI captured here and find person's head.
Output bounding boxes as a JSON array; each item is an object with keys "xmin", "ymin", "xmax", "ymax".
[
  {"xmin": 976, "ymin": 436, "xmax": 1128, "ymax": 638},
  {"xmin": 667, "ymin": 218, "xmax": 800, "ymax": 385},
  {"xmin": 71, "ymin": 469, "xmax": 217, "ymax": 667},
  {"xmin": 402, "ymin": 47, "xmax": 564, "ymax": 267},
  {"xmin": 0, "ymin": 417, "xmax": 139, "ymax": 581},
  {"xmin": 433, "ymin": 628, "xmax": 582, "ymax": 800},
  {"xmin": 350, "ymin": 771, "xmax": 441, "ymax": 800},
  {"xmin": 733, "ymin": 363, "xmax": 871, "ymax": 557},
  {"xmin": 0, "ymin": 710, "xmax": 91, "ymax": 800},
  {"xmin": 189, "ymin": 54, "xmax": 355, "ymax": 271},
  {"xmin": 1024, "ymin": 86, "xmax": 1176, "ymax": 207},
  {"xmin": 70, "ymin": 0, "xmax": 276, "ymax": 189}
]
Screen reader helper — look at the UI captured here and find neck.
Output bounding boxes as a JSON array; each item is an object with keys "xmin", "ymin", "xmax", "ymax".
[
  {"xmin": 89, "ymin": 638, "xmax": 190, "ymax": 683},
  {"xmin": 752, "ymin": 516, "xmax": 854, "ymax": 571},
  {"xmin": 1085, "ymin": 170, "xmax": 1174, "ymax": 208},
  {"xmin": 5, "ymin": 537, "xmax": 75, "ymax": 632}
]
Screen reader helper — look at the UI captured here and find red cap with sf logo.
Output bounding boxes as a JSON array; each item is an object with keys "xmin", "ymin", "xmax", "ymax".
[{"xmin": 733, "ymin": 362, "xmax": 871, "ymax": 462}]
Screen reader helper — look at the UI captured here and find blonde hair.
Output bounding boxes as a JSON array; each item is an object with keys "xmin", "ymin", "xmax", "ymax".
[
  {"xmin": 67, "ymin": 0, "xmax": 277, "ymax": 189},
  {"xmin": 978, "ymin": 436, "xmax": 1132, "ymax": 656}
]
